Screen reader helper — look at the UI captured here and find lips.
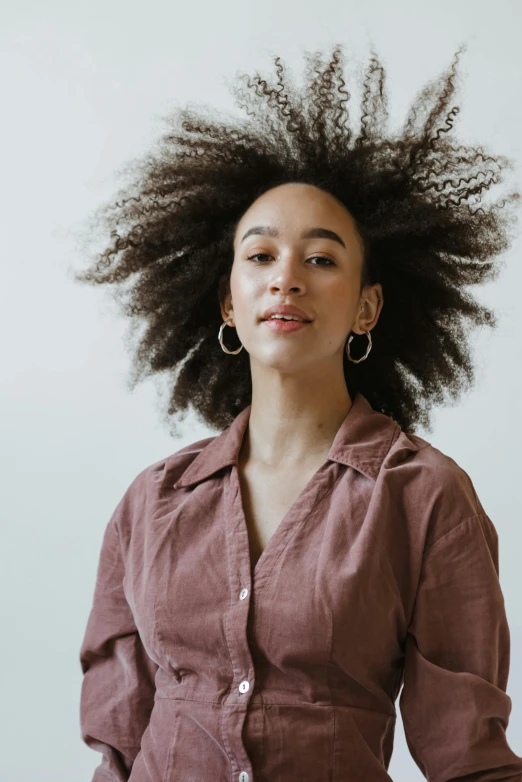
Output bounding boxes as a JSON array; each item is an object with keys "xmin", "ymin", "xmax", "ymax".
[
  {"xmin": 261, "ymin": 304, "xmax": 312, "ymax": 322},
  {"xmin": 263, "ymin": 318, "xmax": 310, "ymax": 333}
]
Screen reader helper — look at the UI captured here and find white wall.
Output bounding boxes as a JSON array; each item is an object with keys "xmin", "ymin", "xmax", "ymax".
[{"xmin": 1, "ymin": 0, "xmax": 521, "ymax": 779}]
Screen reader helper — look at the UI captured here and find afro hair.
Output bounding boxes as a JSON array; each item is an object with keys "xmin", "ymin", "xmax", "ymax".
[{"xmin": 72, "ymin": 42, "xmax": 520, "ymax": 435}]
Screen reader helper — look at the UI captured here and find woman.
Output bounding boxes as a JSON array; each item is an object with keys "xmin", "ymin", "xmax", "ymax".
[{"xmin": 76, "ymin": 44, "xmax": 522, "ymax": 781}]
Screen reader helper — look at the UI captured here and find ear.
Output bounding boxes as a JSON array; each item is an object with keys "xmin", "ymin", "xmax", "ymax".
[
  {"xmin": 218, "ymin": 274, "xmax": 233, "ymax": 322},
  {"xmin": 352, "ymin": 283, "xmax": 384, "ymax": 334}
]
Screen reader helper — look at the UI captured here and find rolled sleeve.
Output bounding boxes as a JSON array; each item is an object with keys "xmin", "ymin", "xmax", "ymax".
[
  {"xmin": 399, "ymin": 513, "xmax": 522, "ymax": 781},
  {"xmin": 79, "ymin": 504, "xmax": 158, "ymax": 781}
]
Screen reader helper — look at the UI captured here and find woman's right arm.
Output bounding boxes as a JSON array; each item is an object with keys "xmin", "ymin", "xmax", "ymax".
[{"xmin": 79, "ymin": 500, "xmax": 159, "ymax": 781}]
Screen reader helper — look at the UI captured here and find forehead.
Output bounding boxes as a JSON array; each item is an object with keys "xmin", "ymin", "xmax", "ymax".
[{"xmin": 234, "ymin": 183, "xmax": 359, "ymax": 249}]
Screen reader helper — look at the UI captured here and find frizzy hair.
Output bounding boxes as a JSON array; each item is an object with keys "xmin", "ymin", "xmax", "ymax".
[{"xmin": 71, "ymin": 42, "xmax": 520, "ymax": 436}]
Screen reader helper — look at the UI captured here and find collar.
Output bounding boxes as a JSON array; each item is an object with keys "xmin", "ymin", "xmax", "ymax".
[{"xmin": 172, "ymin": 392, "xmax": 401, "ymax": 489}]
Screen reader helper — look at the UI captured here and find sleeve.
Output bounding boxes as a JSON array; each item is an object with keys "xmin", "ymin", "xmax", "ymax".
[
  {"xmin": 399, "ymin": 513, "xmax": 522, "ymax": 781},
  {"xmin": 79, "ymin": 503, "xmax": 159, "ymax": 781}
]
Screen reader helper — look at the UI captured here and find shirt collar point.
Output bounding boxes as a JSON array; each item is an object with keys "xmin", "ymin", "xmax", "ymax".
[{"xmin": 172, "ymin": 393, "xmax": 402, "ymax": 490}]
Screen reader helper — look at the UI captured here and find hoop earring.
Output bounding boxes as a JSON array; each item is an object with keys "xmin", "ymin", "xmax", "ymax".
[
  {"xmin": 218, "ymin": 317, "xmax": 243, "ymax": 354},
  {"xmin": 345, "ymin": 329, "xmax": 372, "ymax": 363}
]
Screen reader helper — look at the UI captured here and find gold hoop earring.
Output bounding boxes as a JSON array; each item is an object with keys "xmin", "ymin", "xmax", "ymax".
[
  {"xmin": 218, "ymin": 317, "xmax": 243, "ymax": 354},
  {"xmin": 345, "ymin": 329, "xmax": 372, "ymax": 363}
]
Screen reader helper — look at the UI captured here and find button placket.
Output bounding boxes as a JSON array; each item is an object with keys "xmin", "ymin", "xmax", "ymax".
[{"xmin": 221, "ymin": 470, "xmax": 256, "ymax": 782}]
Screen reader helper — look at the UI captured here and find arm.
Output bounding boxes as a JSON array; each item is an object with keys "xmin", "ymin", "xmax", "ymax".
[
  {"xmin": 399, "ymin": 513, "xmax": 522, "ymax": 781},
  {"xmin": 79, "ymin": 505, "xmax": 159, "ymax": 781}
]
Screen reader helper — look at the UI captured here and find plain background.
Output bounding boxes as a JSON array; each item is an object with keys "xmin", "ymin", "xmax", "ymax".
[{"xmin": 1, "ymin": 0, "xmax": 521, "ymax": 779}]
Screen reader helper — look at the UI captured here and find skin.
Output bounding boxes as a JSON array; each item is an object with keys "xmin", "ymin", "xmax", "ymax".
[{"xmin": 218, "ymin": 181, "xmax": 384, "ymax": 472}]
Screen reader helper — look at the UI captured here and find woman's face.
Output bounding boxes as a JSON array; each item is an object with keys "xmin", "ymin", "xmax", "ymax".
[{"xmin": 219, "ymin": 182, "xmax": 383, "ymax": 375}]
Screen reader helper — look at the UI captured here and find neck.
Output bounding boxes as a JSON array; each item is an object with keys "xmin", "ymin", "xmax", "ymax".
[{"xmin": 240, "ymin": 367, "xmax": 353, "ymax": 470}]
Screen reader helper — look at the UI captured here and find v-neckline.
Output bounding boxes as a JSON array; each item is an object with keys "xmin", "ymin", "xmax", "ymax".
[{"xmin": 227, "ymin": 459, "xmax": 337, "ymax": 589}]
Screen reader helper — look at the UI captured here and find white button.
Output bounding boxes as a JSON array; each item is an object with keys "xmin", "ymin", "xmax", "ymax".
[
  {"xmin": 239, "ymin": 679, "xmax": 250, "ymax": 693},
  {"xmin": 239, "ymin": 772, "xmax": 249, "ymax": 782},
  {"xmin": 240, "ymin": 588, "xmax": 248, "ymax": 600}
]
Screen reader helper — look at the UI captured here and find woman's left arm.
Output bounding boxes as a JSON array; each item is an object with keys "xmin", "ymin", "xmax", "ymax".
[{"xmin": 399, "ymin": 512, "xmax": 522, "ymax": 781}]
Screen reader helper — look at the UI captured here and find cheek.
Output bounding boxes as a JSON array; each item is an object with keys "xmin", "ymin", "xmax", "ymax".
[
  {"xmin": 230, "ymin": 266, "xmax": 264, "ymax": 312},
  {"xmin": 320, "ymin": 287, "xmax": 357, "ymax": 332}
]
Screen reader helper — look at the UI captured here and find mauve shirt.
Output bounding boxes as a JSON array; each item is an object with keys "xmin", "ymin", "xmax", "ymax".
[{"xmin": 79, "ymin": 391, "xmax": 522, "ymax": 781}]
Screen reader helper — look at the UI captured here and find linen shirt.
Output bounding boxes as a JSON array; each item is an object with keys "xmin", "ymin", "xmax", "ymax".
[{"xmin": 79, "ymin": 391, "xmax": 522, "ymax": 782}]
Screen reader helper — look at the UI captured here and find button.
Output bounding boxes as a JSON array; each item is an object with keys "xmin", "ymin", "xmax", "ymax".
[
  {"xmin": 239, "ymin": 680, "xmax": 250, "ymax": 693},
  {"xmin": 240, "ymin": 588, "xmax": 248, "ymax": 600},
  {"xmin": 239, "ymin": 772, "xmax": 249, "ymax": 782}
]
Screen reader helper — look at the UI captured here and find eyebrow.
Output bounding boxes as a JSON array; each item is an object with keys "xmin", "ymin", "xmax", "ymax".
[{"xmin": 239, "ymin": 225, "xmax": 347, "ymax": 249}]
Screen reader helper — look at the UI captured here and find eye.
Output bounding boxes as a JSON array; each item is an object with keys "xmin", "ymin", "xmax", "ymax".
[
  {"xmin": 246, "ymin": 253, "xmax": 335, "ymax": 267},
  {"xmin": 246, "ymin": 253, "xmax": 271, "ymax": 263},
  {"xmin": 308, "ymin": 256, "xmax": 335, "ymax": 266}
]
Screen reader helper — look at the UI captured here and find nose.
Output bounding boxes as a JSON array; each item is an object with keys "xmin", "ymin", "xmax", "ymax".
[{"xmin": 268, "ymin": 255, "xmax": 306, "ymax": 294}]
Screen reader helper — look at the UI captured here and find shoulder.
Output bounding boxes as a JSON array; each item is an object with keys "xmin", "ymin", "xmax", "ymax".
[
  {"xmin": 383, "ymin": 429, "xmax": 490, "ymax": 549},
  {"xmin": 110, "ymin": 434, "xmax": 219, "ymax": 538},
  {"xmin": 145, "ymin": 434, "xmax": 219, "ymax": 487}
]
